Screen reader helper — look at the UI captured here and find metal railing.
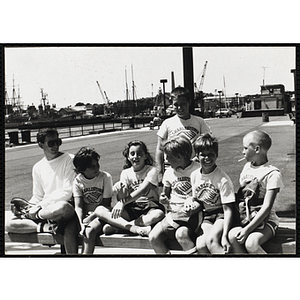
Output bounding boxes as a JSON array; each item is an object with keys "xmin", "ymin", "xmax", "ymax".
[{"xmin": 5, "ymin": 117, "xmax": 154, "ymax": 145}]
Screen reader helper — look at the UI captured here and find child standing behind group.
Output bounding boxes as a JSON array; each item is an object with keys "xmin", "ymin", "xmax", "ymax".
[
  {"xmin": 73, "ymin": 147, "xmax": 113, "ymax": 254},
  {"xmin": 228, "ymin": 130, "xmax": 284, "ymax": 254},
  {"xmin": 149, "ymin": 136, "xmax": 203, "ymax": 255},
  {"xmin": 191, "ymin": 133, "xmax": 236, "ymax": 254},
  {"xmin": 156, "ymin": 86, "xmax": 211, "ymax": 182},
  {"xmin": 83, "ymin": 140, "xmax": 165, "ymax": 237}
]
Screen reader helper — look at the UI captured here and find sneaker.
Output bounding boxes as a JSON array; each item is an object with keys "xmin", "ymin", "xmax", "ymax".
[
  {"xmin": 136, "ymin": 226, "xmax": 151, "ymax": 237},
  {"xmin": 11, "ymin": 197, "xmax": 32, "ymax": 218},
  {"xmin": 102, "ymin": 224, "xmax": 117, "ymax": 235},
  {"xmin": 37, "ymin": 221, "xmax": 59, "ymax": 235}
]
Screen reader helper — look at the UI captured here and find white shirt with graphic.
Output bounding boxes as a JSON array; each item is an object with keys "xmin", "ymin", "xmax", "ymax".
[
  {"xmin": 120, "ymin": 165, "xmax": 159, "ymax": 203},
  {"xmin": 163, "ymin": 160, "xmax": 201, "ymax": 213},
  {"xmin": 191, "ymin": 166, "xmax": 235, "ymax": 215},
  {"xmin": 239, "ymin": 162, "xmax": 284, "ymax": 226},
  {"xmin": 73, "ymin": 171, "xmax": 113, "ymax": 213},
  {"xmin": 157, "ymin": 114, "xmax": 211, "ymax": 157}
]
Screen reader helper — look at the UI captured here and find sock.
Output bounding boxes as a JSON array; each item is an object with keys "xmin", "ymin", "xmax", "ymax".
[{"xmin": 184, "ymin": 246, "xmax": 197, "ymax": 255}]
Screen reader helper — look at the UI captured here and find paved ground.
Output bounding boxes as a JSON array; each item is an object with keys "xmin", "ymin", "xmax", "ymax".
[{"xmin": 4, "ymin": 114, "xmax": 296, "ymax": 255}]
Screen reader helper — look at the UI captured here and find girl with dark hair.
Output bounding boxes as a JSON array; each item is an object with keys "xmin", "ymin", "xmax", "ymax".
[{"xmin": 83, "ymin": 140, "xmax": 165, "ymax": 237}]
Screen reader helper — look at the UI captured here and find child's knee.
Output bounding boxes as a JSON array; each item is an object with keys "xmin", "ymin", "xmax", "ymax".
[
  {"xmin": 244, "ymin": 236, "xmax": 260, "ymax": 252},
  {"xmin": 94, "ymin": 205, "xmax": 107, "ymax": 217},
  {"xmin": 175, "ymin": 226, "xmax": 189, "ymax": 241},
  {"xmin": 228, "ymin": 227, "xmax": 239, "ymax": 243},
  {"xmin": 152, "ymin": 209, "xmax": 165, "ymax": 222}
]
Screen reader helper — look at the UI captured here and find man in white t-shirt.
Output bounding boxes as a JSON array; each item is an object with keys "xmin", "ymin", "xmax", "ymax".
[{"xmin": 6, "ymin": 128, "xmax": 78, "ymax": 254}]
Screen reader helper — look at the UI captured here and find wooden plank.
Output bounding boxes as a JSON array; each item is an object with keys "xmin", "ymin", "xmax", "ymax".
[
  {"xmin": 5, "ymin": 225, "xmax": 296, "ymax": 254},
  {"xmin": 5, "ymin": 232, "xmax": 64, "ymax": 246}
]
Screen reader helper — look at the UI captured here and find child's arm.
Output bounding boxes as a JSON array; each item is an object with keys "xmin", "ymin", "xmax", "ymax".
[
  {"xmin": 235, "ymin": 188, "xmax": 280, "ymax": 244},
  {"xmin": 159, "ymin": 186, "xmax": 171, "ymax": 207},
  {"xmin": 221, "ymin": 203, "xmax": 234, "ymax": 253},
  {"xmin": 156, "ymin": 136, "xmax": 165, "ymax": 182},
  {"xmin": 74, "ymin": 196, "xmax": 86, "ymax": 237}
]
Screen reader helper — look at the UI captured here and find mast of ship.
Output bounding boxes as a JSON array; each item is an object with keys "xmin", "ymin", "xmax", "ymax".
[
  {"xmin": 125, "ymin": 66, "xmax": 129, "ymax": 114},
  {"xmin": 12, "ymin": 75, "xmax": 16, "ymax": 108},
  {"xmin": 131, "ymin": 64, "xmax": 136, "ymax": 115},
  {"xmin": 5, "ymin": 78, "xmax": 10, "ymax": 115}
]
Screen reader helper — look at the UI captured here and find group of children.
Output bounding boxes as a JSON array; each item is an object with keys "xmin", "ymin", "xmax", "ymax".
[{"xmin": 73, "ymin": 86, "xmax": 284, "ymax": 255}]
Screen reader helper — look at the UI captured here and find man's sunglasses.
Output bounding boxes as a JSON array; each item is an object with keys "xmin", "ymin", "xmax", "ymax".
[{"xmin": 46, "ymin": 138, "xmax": 62, "ymax": 147}]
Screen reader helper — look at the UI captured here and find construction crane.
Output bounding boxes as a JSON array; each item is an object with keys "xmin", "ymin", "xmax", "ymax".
[
  {"xmin": 96, "ymin": 81, "xmax": 106, "ymax": 103},
  {"xmin": 96, "ymin": 81, "xmax": 112, "ymax": 115},
  {"xmin": 195, "ymin": 61, "xmax": 208, "ymax": 93},
  {"xmin": 194, "ymin": 61, "xmax": 208, "ymax": 115},
  {"xmin": 104, "ymin": 91, "xmax": 110, "ymax": 104}
]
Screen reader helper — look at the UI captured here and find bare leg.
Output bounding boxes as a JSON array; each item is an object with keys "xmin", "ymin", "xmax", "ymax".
[
  {"xmin": 92, "ymin": 206, "xmax": 150, "ymax": 235},
  {"xmin": 205, "ymin": 219, "xmax": 224, "ymax": 254},
  {"xmin": 196, "ymin": 223, "xmax": 211, "ymax": 254},
  {"xmin": 63, "ymin": 216, "xmax": 79, "ymax": 255},
  {"xmin": 175, "ymin": 226, "xmax": 196, "ymax": 252},
  {"xmin": 149, "ymin": 221, "xmax": 170, "ymax": 254},
  {"xmin": 228, "ymin": 226, "xmax": 247, "ymax": 254},
  {"xmin": 82, "ymin": 219, "xmax": 103, "ymax": 254},
  {"xmin": 130, "ymin": 208, "xmax": 164, "ymax": 226},
  {"xmin": 244, "ymin": 226, "xmax": 273, "ymax": 254}
]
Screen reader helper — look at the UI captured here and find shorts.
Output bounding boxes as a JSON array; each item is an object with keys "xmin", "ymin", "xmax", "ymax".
[
  {"xmin": 124, "ymin": 200, "xmax": 165, "ymax": 220},
  {"xmin": 203, "ymin": 212, "xmax": 224, "ymax": 225},
  {"xmin": 160, "ymin": 212, "xmax": 202, "ymax": 240},
  {"xmin": 264, "ymin": 221, "xmax": 278, "ymax": 237}
]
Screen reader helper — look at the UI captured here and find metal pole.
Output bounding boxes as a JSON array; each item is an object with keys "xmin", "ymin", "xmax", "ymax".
[
  {"xmin": 182, "ymin": 47, "xmax": 195, "ymax": 114},
  {"xmin": 218, "ymin": 91, "xmax": 222, "ymax": 109},
  {"xmin": 160, "ymin": 79, "xmax": 167, "ymax": 116}
]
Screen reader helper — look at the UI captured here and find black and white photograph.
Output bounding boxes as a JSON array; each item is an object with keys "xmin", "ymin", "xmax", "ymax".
[
  {"xmin": 3, "ymin": 45, "xmax": 296, "ymax": 256},
  {"xmin": 1, "ymin": 2, "xmax": 299, "ymax": 299}
]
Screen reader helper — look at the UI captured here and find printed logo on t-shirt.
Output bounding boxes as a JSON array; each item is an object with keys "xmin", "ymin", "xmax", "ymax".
[
  {"xmin": 83, "ymin": 187, "xmax": 103, "ymax": 204},
  {"xmin": 172, "ymin": 177, "xmax": 192, "ymax": 196},
  {"xmin": 170, "ymin": 126, "xmax": 199, "ymax": 144},
  {"xmin": 195, "ymin": 183, "xmax": 220, "ymax": 207}
]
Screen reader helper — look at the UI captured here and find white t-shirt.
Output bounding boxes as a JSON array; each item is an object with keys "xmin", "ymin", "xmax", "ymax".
[
  {"xmin": 157, "ymin": 114, "xmax": 211, "ymax": 157},
  {"xmin": 73, "ymin": 170, "xmax": 113, "ymax": 212},
  {"xmin": 239, "ymin": 162, "xmax": 284, "ymax": 226},
  {"xmin": 163, "ymin": 160, "xmax": 201, "ymax": 212},
  {"xmin": 30, "ymin": 153, "xmax": 75, "ymax": 205},
  {"xmin": 191, "ymin": 166, "xmax": 236, "ymax": 214},
  {"xmin": 120, "ymin": 165, "xmax": 159, "ymax": 203}
]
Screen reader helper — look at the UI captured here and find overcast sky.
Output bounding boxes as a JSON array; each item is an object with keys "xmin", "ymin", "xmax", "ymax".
[{"xmin": 5, "ymin": 46, "xmax": 295, "ymax": 109}]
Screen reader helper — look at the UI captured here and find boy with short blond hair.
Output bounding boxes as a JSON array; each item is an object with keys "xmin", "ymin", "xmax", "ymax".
[{"xmin": 228, "ymin": 130, "xmax": 283, "ymax": 254}]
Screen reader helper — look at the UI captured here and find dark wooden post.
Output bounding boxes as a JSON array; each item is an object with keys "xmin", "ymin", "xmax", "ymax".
[{"xmin": 182, "ymin": 47, "xmax": 195, "ymax": 114}]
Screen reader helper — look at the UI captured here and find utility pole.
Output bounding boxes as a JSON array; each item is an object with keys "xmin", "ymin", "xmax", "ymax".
[
  {"xmin": 160, "ymin": 79, "xmax": 167, "ymax": 115},
  {"xmin": 262, "ymin": 66, "xmax": 269, "ymax": 86},
  {"xmin": 218, "ymin": 90, "xmax": 223, "ymax": 109},
  {"xmin": 171, "ymin": 71, "xmax": 175, "ymax": 91},
  {"xmin": 182, "ymin": 47, "xmax": 195, "ymax": 114}
]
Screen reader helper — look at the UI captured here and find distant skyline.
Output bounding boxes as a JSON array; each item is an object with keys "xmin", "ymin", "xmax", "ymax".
[{"xmin": 5, "ymin": 46, "xmax": 295, "ymax": 109}]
